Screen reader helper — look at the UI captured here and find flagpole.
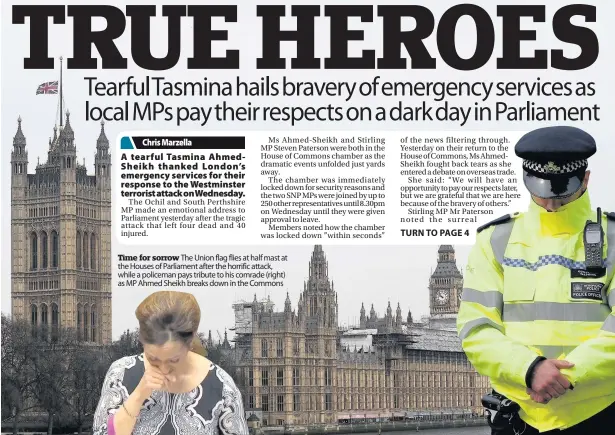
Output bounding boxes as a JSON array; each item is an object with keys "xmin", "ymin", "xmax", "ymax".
[{"xmin": 59, "ymin": 56, "xmax": 63, "ymax": 127}]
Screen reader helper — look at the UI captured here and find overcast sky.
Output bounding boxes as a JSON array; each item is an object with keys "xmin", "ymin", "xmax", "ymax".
[
  {"xmin": 1, "ymin": 0, "xmax": 614, "ymax": 340},
  {"xmin": 108, "ymin": 244, "xmax": 472, "ymax": 340}
]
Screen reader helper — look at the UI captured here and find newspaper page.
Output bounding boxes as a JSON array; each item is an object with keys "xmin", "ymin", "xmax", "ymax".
[{"xmin": 1, "ymin": 1, "xmax": 614, "ymax": 434}]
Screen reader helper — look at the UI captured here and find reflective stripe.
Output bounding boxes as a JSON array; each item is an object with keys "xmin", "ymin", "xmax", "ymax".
[
  {"xmin": 534, "ymin": 345, "xmax": 577, "ymax": 359},
  {"xmin": 502, "ymin": 255, "xmax": 596, "ymax": 271},
  {"xmin": 505, "ymin": 320, "xmax": 599, "ymax": 344},
  {"xmin": 607, "ymin": 217, "xmax": 615, "ymax": 278},
  {"xmin": 459, "ymin": 317, "xmax": 503, "ymax": 340},
  {"xmin": 502, "ymin": 302, "xmax": 611, "ymax": 322},
  {"xmin": 461, "ymin": 288, "xmax": 503, "ymax": 311},
  {"xmin": 602, "ymin": 315, "xmax": 615, "ymax": 333},
  {"xmin": 491, "ymin": 219, "xmax": 515, "ymax": 266}
]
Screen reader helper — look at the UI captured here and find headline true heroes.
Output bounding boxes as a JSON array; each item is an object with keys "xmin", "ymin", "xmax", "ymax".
[{"xmin": 13, "ymin": 4, "xmax": 598, "ymax": 71}]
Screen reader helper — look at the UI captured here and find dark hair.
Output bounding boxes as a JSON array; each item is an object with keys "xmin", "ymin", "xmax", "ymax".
[{"xmin": 135, "ymin": 291, "xmax": 206, "ymax": 356}]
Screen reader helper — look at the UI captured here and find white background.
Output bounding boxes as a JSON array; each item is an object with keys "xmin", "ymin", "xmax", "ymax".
[{"xmin": 2, "ymin": 0, "xmax": 614, "ymax": 338}]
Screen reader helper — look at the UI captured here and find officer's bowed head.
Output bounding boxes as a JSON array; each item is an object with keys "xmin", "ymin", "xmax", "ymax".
[{"xmin": 515, "ymin": 126, "xmax": 595, "ymax": 203}]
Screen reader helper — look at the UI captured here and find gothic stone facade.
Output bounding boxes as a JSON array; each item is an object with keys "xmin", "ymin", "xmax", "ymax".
[
  {"xmin": 232, "ymin": 245, "xmax": 489, "ymax": 426},
  {"xmin": 10, "ymin": 114, "xmax": 112, "ymax": 344}
]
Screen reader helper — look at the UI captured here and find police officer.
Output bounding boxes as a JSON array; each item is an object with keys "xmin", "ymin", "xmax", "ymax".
[{"xmin": 456, "ymin": 126, "xmax": 615, "ymax": 434}]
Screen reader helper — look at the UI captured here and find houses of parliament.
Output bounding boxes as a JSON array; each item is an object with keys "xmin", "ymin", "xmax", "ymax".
[
  {"xmin": 232, "ymin": 245, "xmax": 489, "ymax": 426},
  {"xmin": 10, "ymin": 113, "xmax": 112, "ymax": 344}
]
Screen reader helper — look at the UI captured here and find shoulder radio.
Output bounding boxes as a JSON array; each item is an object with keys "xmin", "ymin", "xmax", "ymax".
[{"xmin": 584, "ymin": 208, "xmax": 604, "ymax": 270}]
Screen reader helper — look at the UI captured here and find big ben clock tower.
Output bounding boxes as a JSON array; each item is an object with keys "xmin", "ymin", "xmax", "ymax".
[{"xmin": 428, "ymin": 245, "xmax": 464, "ymax": 329}]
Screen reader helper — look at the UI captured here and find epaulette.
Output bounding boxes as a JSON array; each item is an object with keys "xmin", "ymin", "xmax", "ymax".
[
  {"xmin": 605, "ymin": 211, "xmax": 615, "ymax": 221},
  {"xmin": 477, "ymin": 212, "xmax": 520, "ymax": 233}
]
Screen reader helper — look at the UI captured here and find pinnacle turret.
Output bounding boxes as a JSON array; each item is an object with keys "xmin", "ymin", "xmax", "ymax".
[
  {"xmin": 97, "ymin": 120, "xmax": 109, "ymax": 150},
  {"xmin": 11, "ymin": 117, "xmax": 28, "ymax": 171},
  {"xmin": 359, "ymin": 302, "xmax": 367, "ymax": 328},
  {"xmin": 62, "ymin": 111, "xmax": 74, "ymax": 140},
  {"xmin": 14, "ymin": 116, "xmax": 26, "ymax": 146},
  {"xmin": 95, "ymin": 120, "xmax": 111, "ymax": 181}
]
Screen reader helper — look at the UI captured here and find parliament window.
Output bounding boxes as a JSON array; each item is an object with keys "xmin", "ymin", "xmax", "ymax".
[
  {"xmin": 261, "ymin": 395, "xmax": 269, "ymax": 411},
  {"xmin": 51, "ymin": 303, "xmax": 59, "ymax": 341},
  {"xmin": 51, "ymin": 231, "xmax": 58, "ymax": 268},
  {"xmin": 262, "ymin": 370, "xmax": 269, "ymax": 386},
  {"xmin": 83, "ymin": 308, "xmax": 89, "ymax": 341},
  {"xmin": 277, "ymin": 338, "xmax": 283, "ymax": 357},
  {"xmin": 82, "ymin": 232, "xmax": 89, "ymax": 269},
  {"xmin": 41, "ymin": 305, "xmax": 48, "ymax": 325},
  {"xmin": 90, "ymin": 234, "xmax": 96, "ymax": 270},
  {"xmin": 293, "ymin": 338, "xmax": 300, "ymax": 356},
  {"xmin": 30, "ymin": 232, "xmax": 38, "ymax": 269},
  {"xmin": 30, "ymin": 304, "xmax": 37, "ymax": 326},
  {"xmin": 41, "ymin": 231, "xmax": 48, "ymax": 268},
  {"xmin": 76, "ymin": 231, "xmax": 82, "ymax": 268},
  {"xmin": 91, "ymin": 308, "xmax": 96, "ymax": 342},
  {"xmin": 277, "ymin": 395, "xmax": 284, "ymax": 412},
  {"xmin": 277, "ymin": 368, "xmax": 284, "ymax": 386}
]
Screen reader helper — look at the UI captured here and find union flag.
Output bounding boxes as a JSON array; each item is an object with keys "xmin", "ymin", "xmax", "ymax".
[{"xmin": 36, "ymin": 81, "xmax": 58, "ymax": 94}]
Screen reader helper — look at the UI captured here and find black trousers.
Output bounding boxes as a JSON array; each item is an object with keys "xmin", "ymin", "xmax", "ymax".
[{"xmin": 491, "ymin": 400, "xmax": 615, "ymax": 434}]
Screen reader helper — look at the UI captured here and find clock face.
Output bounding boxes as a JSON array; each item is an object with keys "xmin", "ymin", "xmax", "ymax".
[{"xmin": 435, "ymin": 290, "xmax": 449, "ymax": 305}]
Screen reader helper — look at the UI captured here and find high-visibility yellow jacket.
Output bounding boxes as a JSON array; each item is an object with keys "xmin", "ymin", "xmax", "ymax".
[{"xmin": 457, "ymin": 192, "xmax": 615, "ymax": 432}]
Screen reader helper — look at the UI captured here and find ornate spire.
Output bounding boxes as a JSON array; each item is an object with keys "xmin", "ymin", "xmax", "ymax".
[
  {"xmin": 395, "ymin": 302, "xmax": 402, "ymax": 328},
  {"xmin": 359, "ymin": 302, "xmax": 366, "ymax": 328},
  {"xmin": 61, "ymin": 111, "xmax": 74, "ymax": 142},
  {"xmin": 14, "ymin": 116, "xmax": 25, "ymax": 145},
  {"xmin": 222, "ymin": 329, "xmax": 231, "ymax": 349},
  {"xmin": 304, "ymin": 245, "xmax": 334, "ymax": 295},
  {"xmin": 284, "ymin": 292, "xmax": 292, "ymax": 312},
  {"xmin": 386, "ymin": 301, "xmax": 392, "ymax": 317},
  {"xmin": 97, "ymin": 120, "xmax": 109, "ymax": 149},
  {"xmin": 407, "ymin": 309, "xmax": 413, "ymax": 324}
]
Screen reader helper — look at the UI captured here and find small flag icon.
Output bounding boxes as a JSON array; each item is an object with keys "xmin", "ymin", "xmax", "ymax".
[{"xmin": 36, "ymin": 81, "xmax": 59, "ymax": 95}]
